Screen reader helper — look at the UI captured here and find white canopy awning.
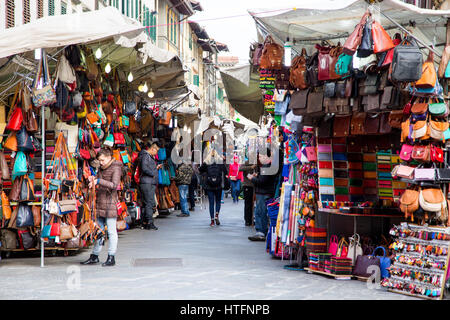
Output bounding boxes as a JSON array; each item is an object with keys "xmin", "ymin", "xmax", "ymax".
[{"xmin": 250, "ymin": 0, "xmax": 450, "ymax": 57}]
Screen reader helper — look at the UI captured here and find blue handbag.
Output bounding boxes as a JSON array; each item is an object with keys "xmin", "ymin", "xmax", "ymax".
[
  {"xmin": 372, "ymin": 246, "xmax": 391, "ymax": 278},
  {"xmin": 41, "ymin": 225, "xmax": 52, "ymax": 238},
  {"xmin": 158, "ymin": 148, "xmax": 167, "ymax": 161},
  {"xmin": 158, "ymin": 169, "xmax": 163, "ymax": 185},
  {"xmin": 162, "ymin": 169, "xmax": 170, "ymax": 185},
  {"xmin": 12, "ymin": 151, "xmax": 28, "ymax": 176}
]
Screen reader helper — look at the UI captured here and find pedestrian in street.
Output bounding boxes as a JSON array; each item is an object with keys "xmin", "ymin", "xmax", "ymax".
[
  {"xmin": 228, "ymin": 153, "xmax": 243, "ymax": 204},
  {"xmin": 138, "ymin": 142, "xmax": 162, "ymax": 230},
  {"xmin": 248, "ymin": 152, "xmax": 276, "ymax": 241},
  {"xmin": 81, "ymin": 147, "xmax": 123, "ymax": 267},
  {"xmin": 239, "ymin": 160, "xmax": 257, "ymax": 226},
  {"xmin": 199, "ymin": 149, "xmax": 228, "ymax": 227},
  {"xmin": 174, "ymin": 160, "xmax": 194, "ymax": 217}
]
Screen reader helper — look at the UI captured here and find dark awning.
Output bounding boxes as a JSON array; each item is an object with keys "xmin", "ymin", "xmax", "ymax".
[{"xmin": 168, "ymin": 0, "xmax": 194, "ymax": 16}]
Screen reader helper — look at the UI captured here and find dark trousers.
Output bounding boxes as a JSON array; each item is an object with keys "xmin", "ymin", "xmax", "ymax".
[
  {"xmin": 140, "ymin": 183, "xmax": 156, "ymax": 224},
  {"xmin": 243, "ymin": 186, "xmax": 254, "ymax": 224},
  {"xmin": 188, "ymin": 181, "xmax": 196, "ymax": 209},
  {"xmin": 207, "ymin": 189, "xmax": 222, "ymax": 219}
]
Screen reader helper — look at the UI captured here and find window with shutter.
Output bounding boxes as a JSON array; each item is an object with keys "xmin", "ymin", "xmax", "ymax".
[
  {"xmin": 49, "ymin": 0, "xmax": 55, "ymax": 16},
  {"xmin": 61, "ymin": 2, "xmax": 67, "ymax": 14},
  {"xmin": 23, "ymin": 0, "xmax": 31, "ymax": 24},
  {"xmin": 37, "ymin": 0, "xmax": 43, "ymax": 18},
  {"xmin": 6, "ymin": 0, "xmax": 15, "ymax": 28}
]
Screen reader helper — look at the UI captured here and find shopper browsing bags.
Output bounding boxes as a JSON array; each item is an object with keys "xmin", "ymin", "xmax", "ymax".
[
  {"xmin": 81, "ymin": 147, "xmax": 123, "ymax": 267},
  {"xmin": 138, "ymin": 142, "xmax": 162, "ymax": 230},
  {"xmin": 174, "ymin": 160, "xmax": 194, "ymax": 217}
]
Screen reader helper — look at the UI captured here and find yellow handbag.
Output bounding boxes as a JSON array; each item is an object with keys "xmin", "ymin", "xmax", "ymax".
[{"xmin": 76, "ymin": 101, "xmax": 87, "ymax": 118}]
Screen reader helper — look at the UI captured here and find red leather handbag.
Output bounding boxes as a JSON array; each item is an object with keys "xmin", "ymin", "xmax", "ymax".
[
  {"xmin": 6, "ymin": 108, "xmax": 23, "ymax": 131},
  {"xmin": 431, "ymin": 145, "xmax": 444, "ymax": 163},
  {"xmin": 113, "ymin": 133, "xmax": 125, "ymax": 145},
  {"xmin": 50, "ymin": 217, "xmax": 60, "ymax": 237},
  {"xmin": 316, "ymin": 44, "xmax": 331, "ymax": 81},
  {"xmin": 371, "ymin": 20, "xmax": 395, "ymax": 53}
]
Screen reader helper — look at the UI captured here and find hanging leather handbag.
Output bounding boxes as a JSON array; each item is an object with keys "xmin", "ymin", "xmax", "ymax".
[
  {"xmin": 414, "ymin": 166, "xmax": 436, "ymax": 181},
  {"xmin": 4, "ymin": 132, "xmax": 18, "ymax": 151},
  {"xmin": 415, "ymin": 50, "xmax": 437, "ymax": 89},
  {"xmin": 430, "ymin": 145, "xmax": 444, "ymax": 163},
  {"xmin": 412, "ymin": 120, "xmax": 428, "ymax": 140},
  {"xmin": 359, "ymin": 73, "xmax": 379, "ymax": 96},
  {"xmin": 329, "ymin": 45, "xmax": 343, "ymax": 80},
  {"xmin": 25, "ymin": 109, "xmax": 38, "ymax": 133},
  {"xmin": 17, "ymin": 126, "xmax": 34, "ymax": 152},
  {"xmin": 357, "ymin": 18, "xmax": 373, "ymax": 58},
  {"xmin": 371, "ymin": 20, "xmax": 395, "ymax": 53},
  {"xmin": 9, "ymin": 176, "xmax": 23, "ymax": 202},
  {"xmin": 290, "ymin": 89, "xmax": 309, "ymax": 116},
  {"xmin": 336, "ymin": 98, "xmax": 351, "ymax": 115},
  {"xmin": 364, "ymin": 113, "xmax": 380, "ymax": 134},
  {"xmin": 411, "ymin": 99, "xmax": 428, "ymax": 114},
  {"xmin": 113, "ymin": 132, "xmax": 126, "ymax": 146},
  {"xmin": 324, "ymin": 82, "xmax": 336, "ymax": 98},
  {"xmin": 379, "ymin": 113, "xmax": 392, "ymax": 134},
  {"xmin": 391, "ymin": 36, "xmax": 423, "ymax": 82},
  {"xmin": 333, "ymin": 115, "xmax": 351, "ymax": 137},
  {"xmin": 429, "ymin": 100, "xmax": 449, "ymax": 118},
  {"xmin": 411, "ymin": 145, "xmax": 430, "ymax": 162},
  {"xmin": 16, "ymin": 204, "xmax": 34, "ymax": 228},
  {"xmin": 323, "ymin": 97, "xmax": 338, "ymax": 114},
  {"xmin": 32, "ymin": 205, "xmax": 41, "ymax": 227},
  {"xmin": 317, "ymin": 44, "xmax": 332, "ymax": 81},
  {"xmin": 347, "ymin": 234, "xmax": 363, "ymax": 265},
  {"xmin": 19, "ymin": 176, "xmax": 35, "ymax": 202},
  {"xmin": 335, "ymin": 81, "xmax": 347, "ymax": 98},
  {"xmin": 128, "ymin": 115, "xmax": 141, "ymax": 134},
  {"xmin": 124, "ymin": 100, "xmax": 137, "ymax": 116},
  {"xmin": 388, "ymin": 110, "xmax": 403, "ymax": 129},
  {"xmin": 429, "ymin": 120, "xmax": 449, "ymax": 142},
  {"xmin": 343, "ymin": 11, "xmax": 370, "ymax": 55},
  {"xmin": 6, "ymin": 108, "xmax": 23, "ymax": 131},
  {"xmin": 350, "ymin": 112, "xmax": 366, "ymax": 135},
  {"xmin": 380, "ymin": 86, "xmax": 400, "ymax": 110},
  {"xmin": 364, "ymin": 94, "xmax": 380, "ymax": 112},
  {"xmin": 393, "ymin": 165, "xmax": 415, "ymax": 179},
  {"xmin": 306, "ymin": 89, "xmax": 324, "ymax": 116},
  {"xmin": 259, "ymin": 35, "xmax": 284, "ymax": 70},
  {"xmin": 306, "ymin": 51, "xmax": 322, "ymax": 87},
  {"xmin": 419, "ymin": 188, "xmax": 446, "ymax": 213},
  {"xmin": 59, "ymin": 199, "xmax": 78, "ymax": 214},
  {"xmin": 0, "ymin": 151, "xmax": 10, "ymax": 180},
  {"xmin": 289, "ymin": 49, "xmax": 308, "ymax": 89},
  {"xmin": 436, "ymin": 167, "xmax": 450, "ymax": 182}
]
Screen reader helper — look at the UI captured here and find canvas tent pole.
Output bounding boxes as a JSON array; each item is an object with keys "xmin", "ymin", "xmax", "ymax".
[{"xmin": 40, "ymin": 49, "xmax": 46, "ymax": 268}]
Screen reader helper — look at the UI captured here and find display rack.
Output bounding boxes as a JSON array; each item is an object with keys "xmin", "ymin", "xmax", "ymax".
[
  {"xmin": 304, "ymin": 267, "xmax": 352, "ymax": 280},
  {"xmin": 383, "ymin": 223, "xmax": 450, "ymax": 300}
]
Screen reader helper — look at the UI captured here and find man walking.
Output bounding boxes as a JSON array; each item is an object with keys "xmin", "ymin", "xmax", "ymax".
[
  {"xmin": 239, "ymin": 161, "xmax": 257, "ymax": 226},
  {"xmin": 138, "ymin": 142, "xmax": 161, "ymax": 230},
  {"xmin": 175, "ymin": 160, "xmax": 194, "ymax": 217}
]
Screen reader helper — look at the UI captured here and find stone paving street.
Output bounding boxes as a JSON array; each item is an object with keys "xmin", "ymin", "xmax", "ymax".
[{"xmin": 0, "ymin": 197, "xmax": 417, "ymax": 300}]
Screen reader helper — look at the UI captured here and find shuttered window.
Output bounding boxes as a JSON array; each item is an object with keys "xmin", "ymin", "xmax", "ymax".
[
  {"xmin": 6, "ymin": 0, "xmax": 15, "ymax": 28},
  {"xmin": 48, "ymin": 0, "xmax": 55, "ymax": 16},
  {"xmin": 61, "ymin": 1, "xmax": 67, "ymax": 15},
  {"xmin": 23, "ymin": 0, "xmax": 30, "ymax": 24},
  {"xmin": 37, "ymin": 0, "xmax": 44, "ymax": 18}
]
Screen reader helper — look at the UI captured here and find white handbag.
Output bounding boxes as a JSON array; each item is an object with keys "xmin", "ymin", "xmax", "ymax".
[
  {"xmin": 412, "ymin": 122, "xmax": 428, "ymax": 139},
  {"xmin": 347, "ymin": 233, "xmax": 363, "ymax": 265},
  {"xmin": 419, "ymin": 189, "xmax": 446, "ymax": 213},
  {"xmin": 56, "ymin": 54, "xmax": 76, "ymax": 84}
]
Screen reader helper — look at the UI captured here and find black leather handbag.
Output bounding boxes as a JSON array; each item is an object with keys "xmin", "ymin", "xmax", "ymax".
[
  {"xmin": 436, "ymin": 168, "xmax": 450, "ymax": 182},
  {"xmin": 359, "ymin": 73, "xmax": 379, "ymax": 95},
  {"xmin": 306, "ymin": 51, "xmax": 322, "ymax": 87},
  {"xmin": 324, "ymin": 82, "xmax": 336, "ymax": 98},
  {"xmin": 357, "ymin": 19, "xmax": 373, "ymax": 58},
  {"xmin": 391, "ymin": 36, "xmax": 423, "ymax": 82}
]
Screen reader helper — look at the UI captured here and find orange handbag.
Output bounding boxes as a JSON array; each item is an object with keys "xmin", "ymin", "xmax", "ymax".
[
  {"xmin": 1, "ymin": 190, "xmax": 12, "ymax": 220},
  {"xmin": 86, "ymin": 112, "xmax": 99, "ymax": 124},
  {"xmin": 415, "ymin": 50, "xmax": 437, "ymax": 89},
  {"xmin": 4, "ymin": 132, "xmax": 18, "ymax": 151},
  {"xmin": 113, "ymin": 149, "xmax": 121, "ymax": 161},
  {"xmin": 371, "ymin": 20, "xmax": 395, "ymax": 53},
  {"xmin": 158, "ymin": 111, "xmax": 172, "ymax": 126}
]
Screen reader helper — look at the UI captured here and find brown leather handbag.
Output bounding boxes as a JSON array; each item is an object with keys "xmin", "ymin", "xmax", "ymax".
[
  {"xmin": 336, "ymin": 98, "xmax": 350, "ymax": 115},
  {"xmin": 379, "ymin": 113, "xmax": 392, "ymax": 134},
  {"xmin": 306, "ymin": 88, "xmax": 324, "ymax": 116},
  {"xmin": 415, "ymin": 50, "xmax": 437, "ymax": 89},
  {"xmin": 32, "ymin": 205, "xmax": 41, "ymax": 227},
  {"xmin": 290, "ymin": 89, "xmax": 309, "ymax": 116},
  {"xmin": 388, "ymin": 110, "xmax": 403, "ymax": 129},
  {"xmin": 9, "ymin": 176, "xmax": 24, "ymax": 202},
  {"xmin": 400, "ymin": 189, "xmax": 419, "ymax": 218},
  {"xmin": 412, "ymin": 145, "xmax": 430, "ymax": 161},
  {"xmin": 323, "ymin": 97, "xmax": 338, "ymax": 114},
  {"xmin": 25, "ymin": 109, "xmax": 38, "ymax": 133},
  {"xmin": 259, "ymin": 36, "xmax": 284, "ymax": 70},
  {"xmin": 128, "ymin": 115, "xmax": 141, "ymax": 134},
  {"xmin": 0, "ymin": 151, "xmax": 10, "ymax": 180},
  {"xmin": 333, "ymin": 115, "xmax": 351, "ymax": 137},
  {"xmin": 289, "ymin": 49, "xmax": 308, "ymax": 90},
  {"xmin": 343, "ymin": 11, "xmax": 371, "ymax": 55},
  {"xmin": 365, "ymin": 94, "xmax": 380, "ymax": 112},
  {"xmin": 350, "ymin": 112, "xmax": 366, "ymax": 135},
  {"xmin": 365, "ymin": 113, "xmax": 380, "ymax": 134},
  {"xmin": 411, "ymin": 100, "xmax": 428, "ymax": 114}
]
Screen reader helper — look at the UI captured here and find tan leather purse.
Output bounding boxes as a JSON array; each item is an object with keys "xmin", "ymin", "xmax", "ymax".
[{"xmin": 400, "ymin": 189, "xmax": 419, "ymax": 220}]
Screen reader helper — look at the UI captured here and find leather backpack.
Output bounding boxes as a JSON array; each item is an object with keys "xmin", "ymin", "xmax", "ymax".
[
  {"xmin": 391, "ymin": 36, "xmax": 423, "ymax": 82},
  {"xmin": 400, "ymin": 189, "xmax": 419, "ymax": 220},
  {"xmin": 259, "ymin": 36, "xmax": 283, "ymax": 70},
  {"xmin": 289, "ymin": 49, "xmax": 308, "ymax": 90},
  {"xmin": 290, "ymin": 89, "xmax": 309, "ymax": 116}
]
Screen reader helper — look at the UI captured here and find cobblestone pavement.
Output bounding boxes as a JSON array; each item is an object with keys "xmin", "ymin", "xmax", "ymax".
[{"xmin": 0, "ymin": 197, "xmax": 416, "ymax": 300}]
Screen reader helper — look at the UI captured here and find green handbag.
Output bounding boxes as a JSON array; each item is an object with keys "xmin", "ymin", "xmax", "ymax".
[
  {"xmin": 429, "ymin": 101, "xmax": 448, "ymax": 117},
  {"xmin": 335, "ymin": 53, "xmax": 353, "ymax": 77}
]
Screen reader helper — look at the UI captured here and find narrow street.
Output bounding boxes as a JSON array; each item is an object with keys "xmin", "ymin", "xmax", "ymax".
[{"xmin": 0, "ymin": 198, "xmax": 414, "ymax": 300}]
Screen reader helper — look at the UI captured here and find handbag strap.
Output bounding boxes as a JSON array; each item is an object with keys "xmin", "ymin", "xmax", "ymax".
[{"xmin": 372, "ymin": 246, "xmax": 386, "ymax": 257}]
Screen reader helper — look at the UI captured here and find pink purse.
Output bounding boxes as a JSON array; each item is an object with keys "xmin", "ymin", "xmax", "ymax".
[
  {"xmin": 394, "ymin": 165, "xmax": 415, "ymax": 179},
  {"xmin": 305, "ymin": 146, "xmax": 317, "ymax": 161},
  {"xmin": 328, "ymin": 235, "xmax": 339, "ymax": 256},
  {"xmin": 399, "ymin": 144, "xmax": 413, "ymax": 162}
]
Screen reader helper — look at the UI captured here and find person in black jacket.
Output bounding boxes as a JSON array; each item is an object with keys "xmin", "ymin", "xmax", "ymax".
[
  {"xmin": 248, "ymin": 153, "xmax": 277, "ymax": 241},
  {"xmin": 199, "ymin": 149, "xmax": 228, "ymax": 227},
  {"xmin": 138, "ymin": 142, "xmax": 162, "ymax": 230}
]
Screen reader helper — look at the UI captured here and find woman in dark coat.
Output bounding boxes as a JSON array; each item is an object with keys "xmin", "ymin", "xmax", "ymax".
[{"xmin": 81, "ymin": 148, "xmax": 123, "ymax": 267}]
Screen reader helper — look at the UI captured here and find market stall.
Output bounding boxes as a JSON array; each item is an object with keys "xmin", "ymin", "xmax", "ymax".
[
  {"xmin": 243, "ymin": 0, "xmax": 450, "ymax": 299},
  {"xmin": 0, "ymin": 7, "xmax": 185, "ymax": 266}
]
